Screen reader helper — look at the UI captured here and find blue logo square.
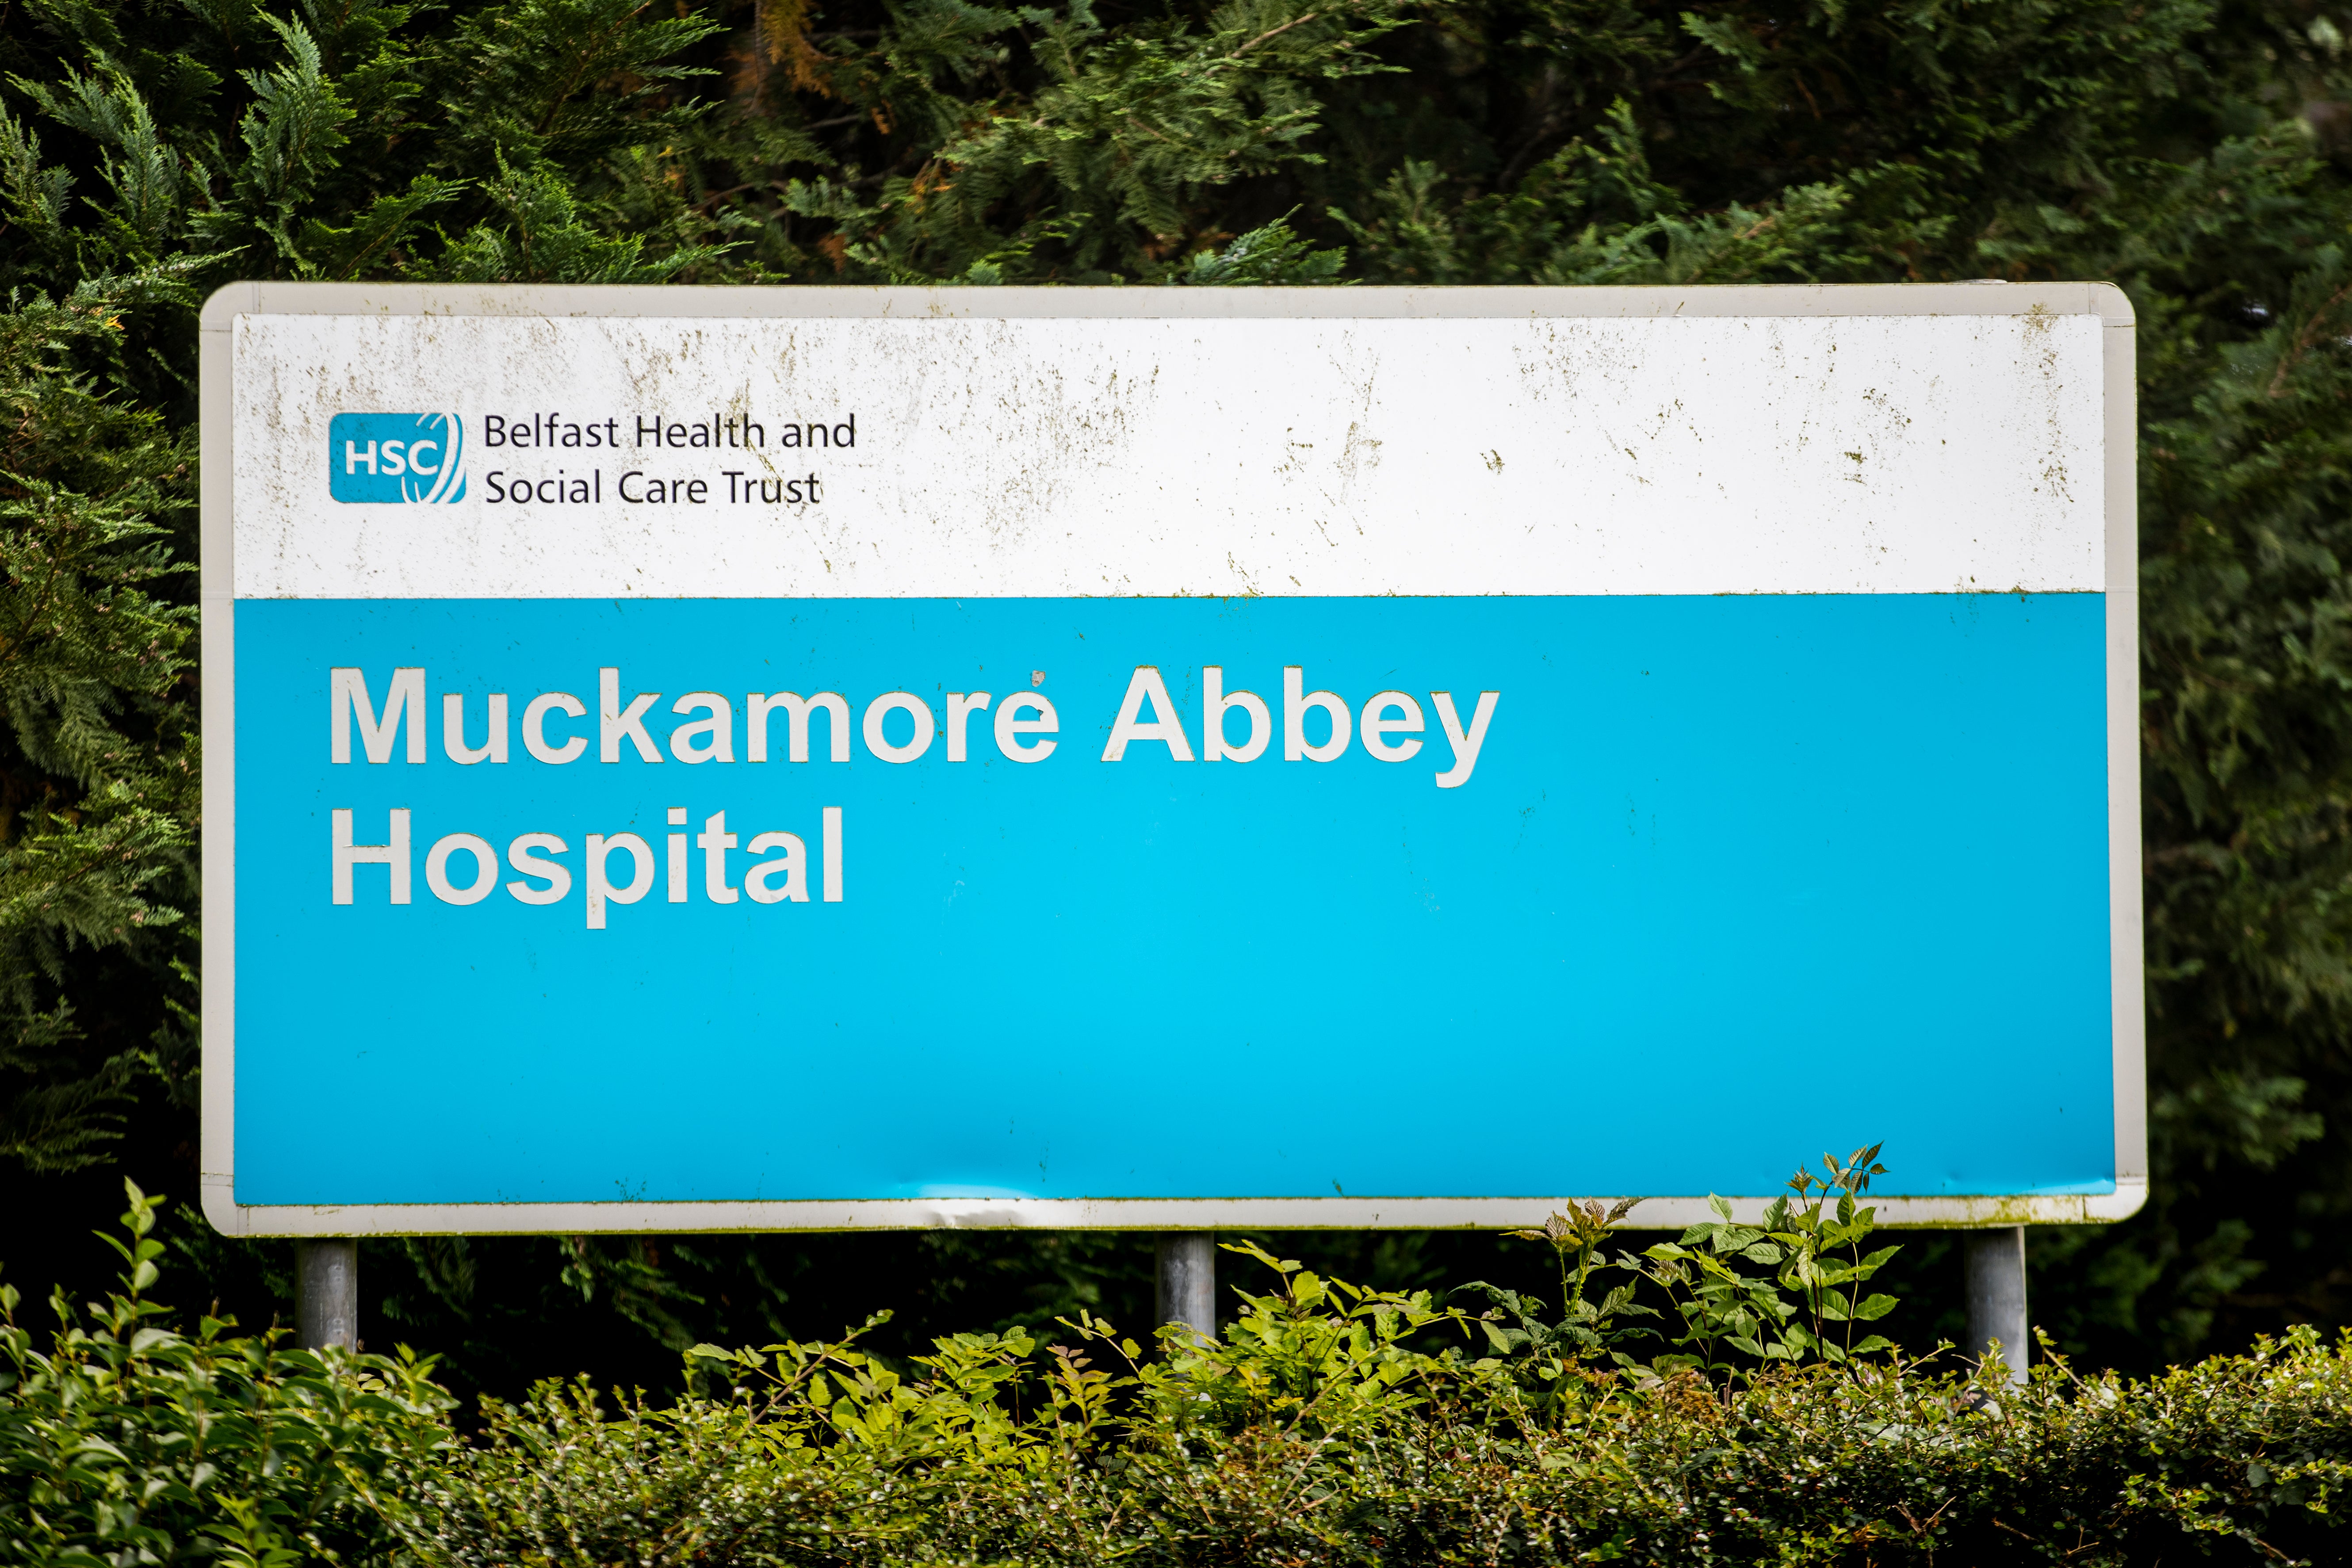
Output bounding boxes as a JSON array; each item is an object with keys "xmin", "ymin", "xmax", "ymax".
[{"xmin": 329, "ymin": 413, "xmax": 467, "ymax": 503}]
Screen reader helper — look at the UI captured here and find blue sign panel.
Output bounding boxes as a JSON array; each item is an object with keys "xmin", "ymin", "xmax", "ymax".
[
  {"xmin": 204, "ymin": 286, "xmax": 2140, "ymax": 1235},
  {"xmin": 236, "ymin": 593, "xmax": 2111, "ymax": 1208}
]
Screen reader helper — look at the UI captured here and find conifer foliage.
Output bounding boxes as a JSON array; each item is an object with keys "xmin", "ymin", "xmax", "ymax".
[
  {"xmin": 0, "ymin": 295, "xmax": 194, "ymax": 1172},
  {"xmin": 4, "ymin": 0, "xmax": 2352, "ymax": 1382}
]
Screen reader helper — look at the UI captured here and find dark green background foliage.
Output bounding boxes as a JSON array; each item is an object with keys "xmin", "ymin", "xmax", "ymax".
[{"xmin": 4, "ymin": 0, "xmax": 2352, "ymax": 1397}]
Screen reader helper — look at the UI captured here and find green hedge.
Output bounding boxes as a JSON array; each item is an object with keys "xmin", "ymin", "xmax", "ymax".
[
  {"xmin": 0, "ymin": 1187, "xmax": 448, "ymax": 1567},
  {"xmin": 9, "ymin": 1188, "xmax": 2352, "ymax": 1567}
]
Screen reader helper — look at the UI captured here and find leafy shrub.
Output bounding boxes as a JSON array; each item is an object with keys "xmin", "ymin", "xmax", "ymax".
[
  {"xmin": 398, "ymin": 1267, "xmax": 2352, "ymax": 1567},
  {"xmin": 0, "ymin": 1183, "xmax": 451, "ymax": 1567},
  {"xmin": 389, "ymin": 1163, "xmax": 2352, "ymax": 1567},
  {"xmin": 1473, "ymin": 1144, "xmax": 1901, "ymax": 1379},
  {"xmin": 14, "ymin": 1182, "xmax": 2352, "ymax": 1565}
]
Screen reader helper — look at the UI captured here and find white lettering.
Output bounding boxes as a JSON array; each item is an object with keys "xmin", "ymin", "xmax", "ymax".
[
  {"xmin": 331, "ymin": 668, "xmax": 425, "ymax": 764},
  {"xmin": 699, "ymin": 811, "xmax": 740, "ymax": 903},
  {"xmin": 863, "ymin": 692, "xmax": 935, "ymax": 764},
  {"xmin": 994, "ymin": 694, "xmax": 1057, "ymax": 762},
  {"xmin": 1202, "ymin": 666, "xmax": 1269, "ymax": 762},
  {"xmin": 600, "ymin": 668, "xmax": 663, "ymax": 763},
  {"xmin": 748, "ymin": 691, "xmax": 849, "ymax": 762},
  {"xmin": 1361, "ymin": 692, "xmax": 1425, "ymax": 762},
  {"xmin": 823, "ymin": 806, "xmax": 843, "ymax": 902},
  {"xmin": 443, "ymin": 693, "xmax": 509, "ymax": 765},
  {"xmin": 1102, "ymin": 667, "xmax": 1194, "ymax": 761},
  {"xmin": 745, "ymin": 830, "xmax": 807, "ymax": 903},
  {"xmin": 332, "ymin": 807, "xmax": 411, "ymax": 904},
  {"xmin": 667, "ymin": 807, "xmax": 688, "ymax": 903},
  {"xmin": 584, "ymin": 832, "xmax": 655, "ymax": 929},
  {"xmin": 1284, "ymin": 667, "xmax": 1350, "ymax": 763},
  {"xmin": 669, "ymin": 692, "xmax": 735, "ymax": 763},
  {"xmin": 1431, "ymin": 690, "xmax": 1500, "ymax": 788},
  {"xmin": 426, "ymin": 833, "xmax": 499, "ymax": 904},
  {"xmin": 505, "ymin": 833, "xmax": 571, "ymax": 904},
  {"xmin": 523, "ymin": 692, "xmax": 587, "ymax": 764},
  {"xmin": 946, "ymin": 692, "xmax": 991, "ymax": 761}
]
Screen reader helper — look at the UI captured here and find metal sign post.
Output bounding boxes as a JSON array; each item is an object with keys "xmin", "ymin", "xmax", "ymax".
[
  {"xmin": 1154, "ymin": 1235, "xmax": 1217, "ymax": 1340},
  {"xmin": 294, "ymin": 1238, "xmax": 358, "ymax": 1351},
  {"xmin": 1965, "ymin": 1226, "xmax": 2031, "ymax": 1382},
  {"xmin": 201, "ymin": 284, "xmax": 2141, "ymax": 1350}
]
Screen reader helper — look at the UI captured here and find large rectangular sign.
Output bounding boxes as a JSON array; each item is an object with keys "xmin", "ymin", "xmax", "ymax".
[{"xmin": 200, "ymin": 283, "xmax": 2142, "ymax": 1235}]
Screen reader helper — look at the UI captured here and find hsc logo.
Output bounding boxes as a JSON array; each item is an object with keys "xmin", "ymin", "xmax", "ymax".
[{"xmin": 328, "ymin": 413, "xmax": 467, "ymax": 503}]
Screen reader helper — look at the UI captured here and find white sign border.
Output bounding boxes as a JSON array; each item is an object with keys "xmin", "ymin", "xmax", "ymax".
[{"xmin": 198, "ymin": 281, "xmax": 2144, "ymax": 1237}]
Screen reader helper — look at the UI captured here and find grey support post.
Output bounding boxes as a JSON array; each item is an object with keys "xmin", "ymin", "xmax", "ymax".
[
  {"xmin": 1963, "ymin": 1226, "xmax": 2028, "ymax": 1383},
  {"xmin": 295, "ymin": 1239, "xmax": 359, "ymax": 1352},
  {"xmin": 1155, "ymin": 1233, "xmax": 1216, "ymax": 1342}
]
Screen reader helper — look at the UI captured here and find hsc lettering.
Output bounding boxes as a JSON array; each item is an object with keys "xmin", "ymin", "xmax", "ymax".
[{"xmin": 328, "ymin": 412, "xmax": 468, "ymax": 504}]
